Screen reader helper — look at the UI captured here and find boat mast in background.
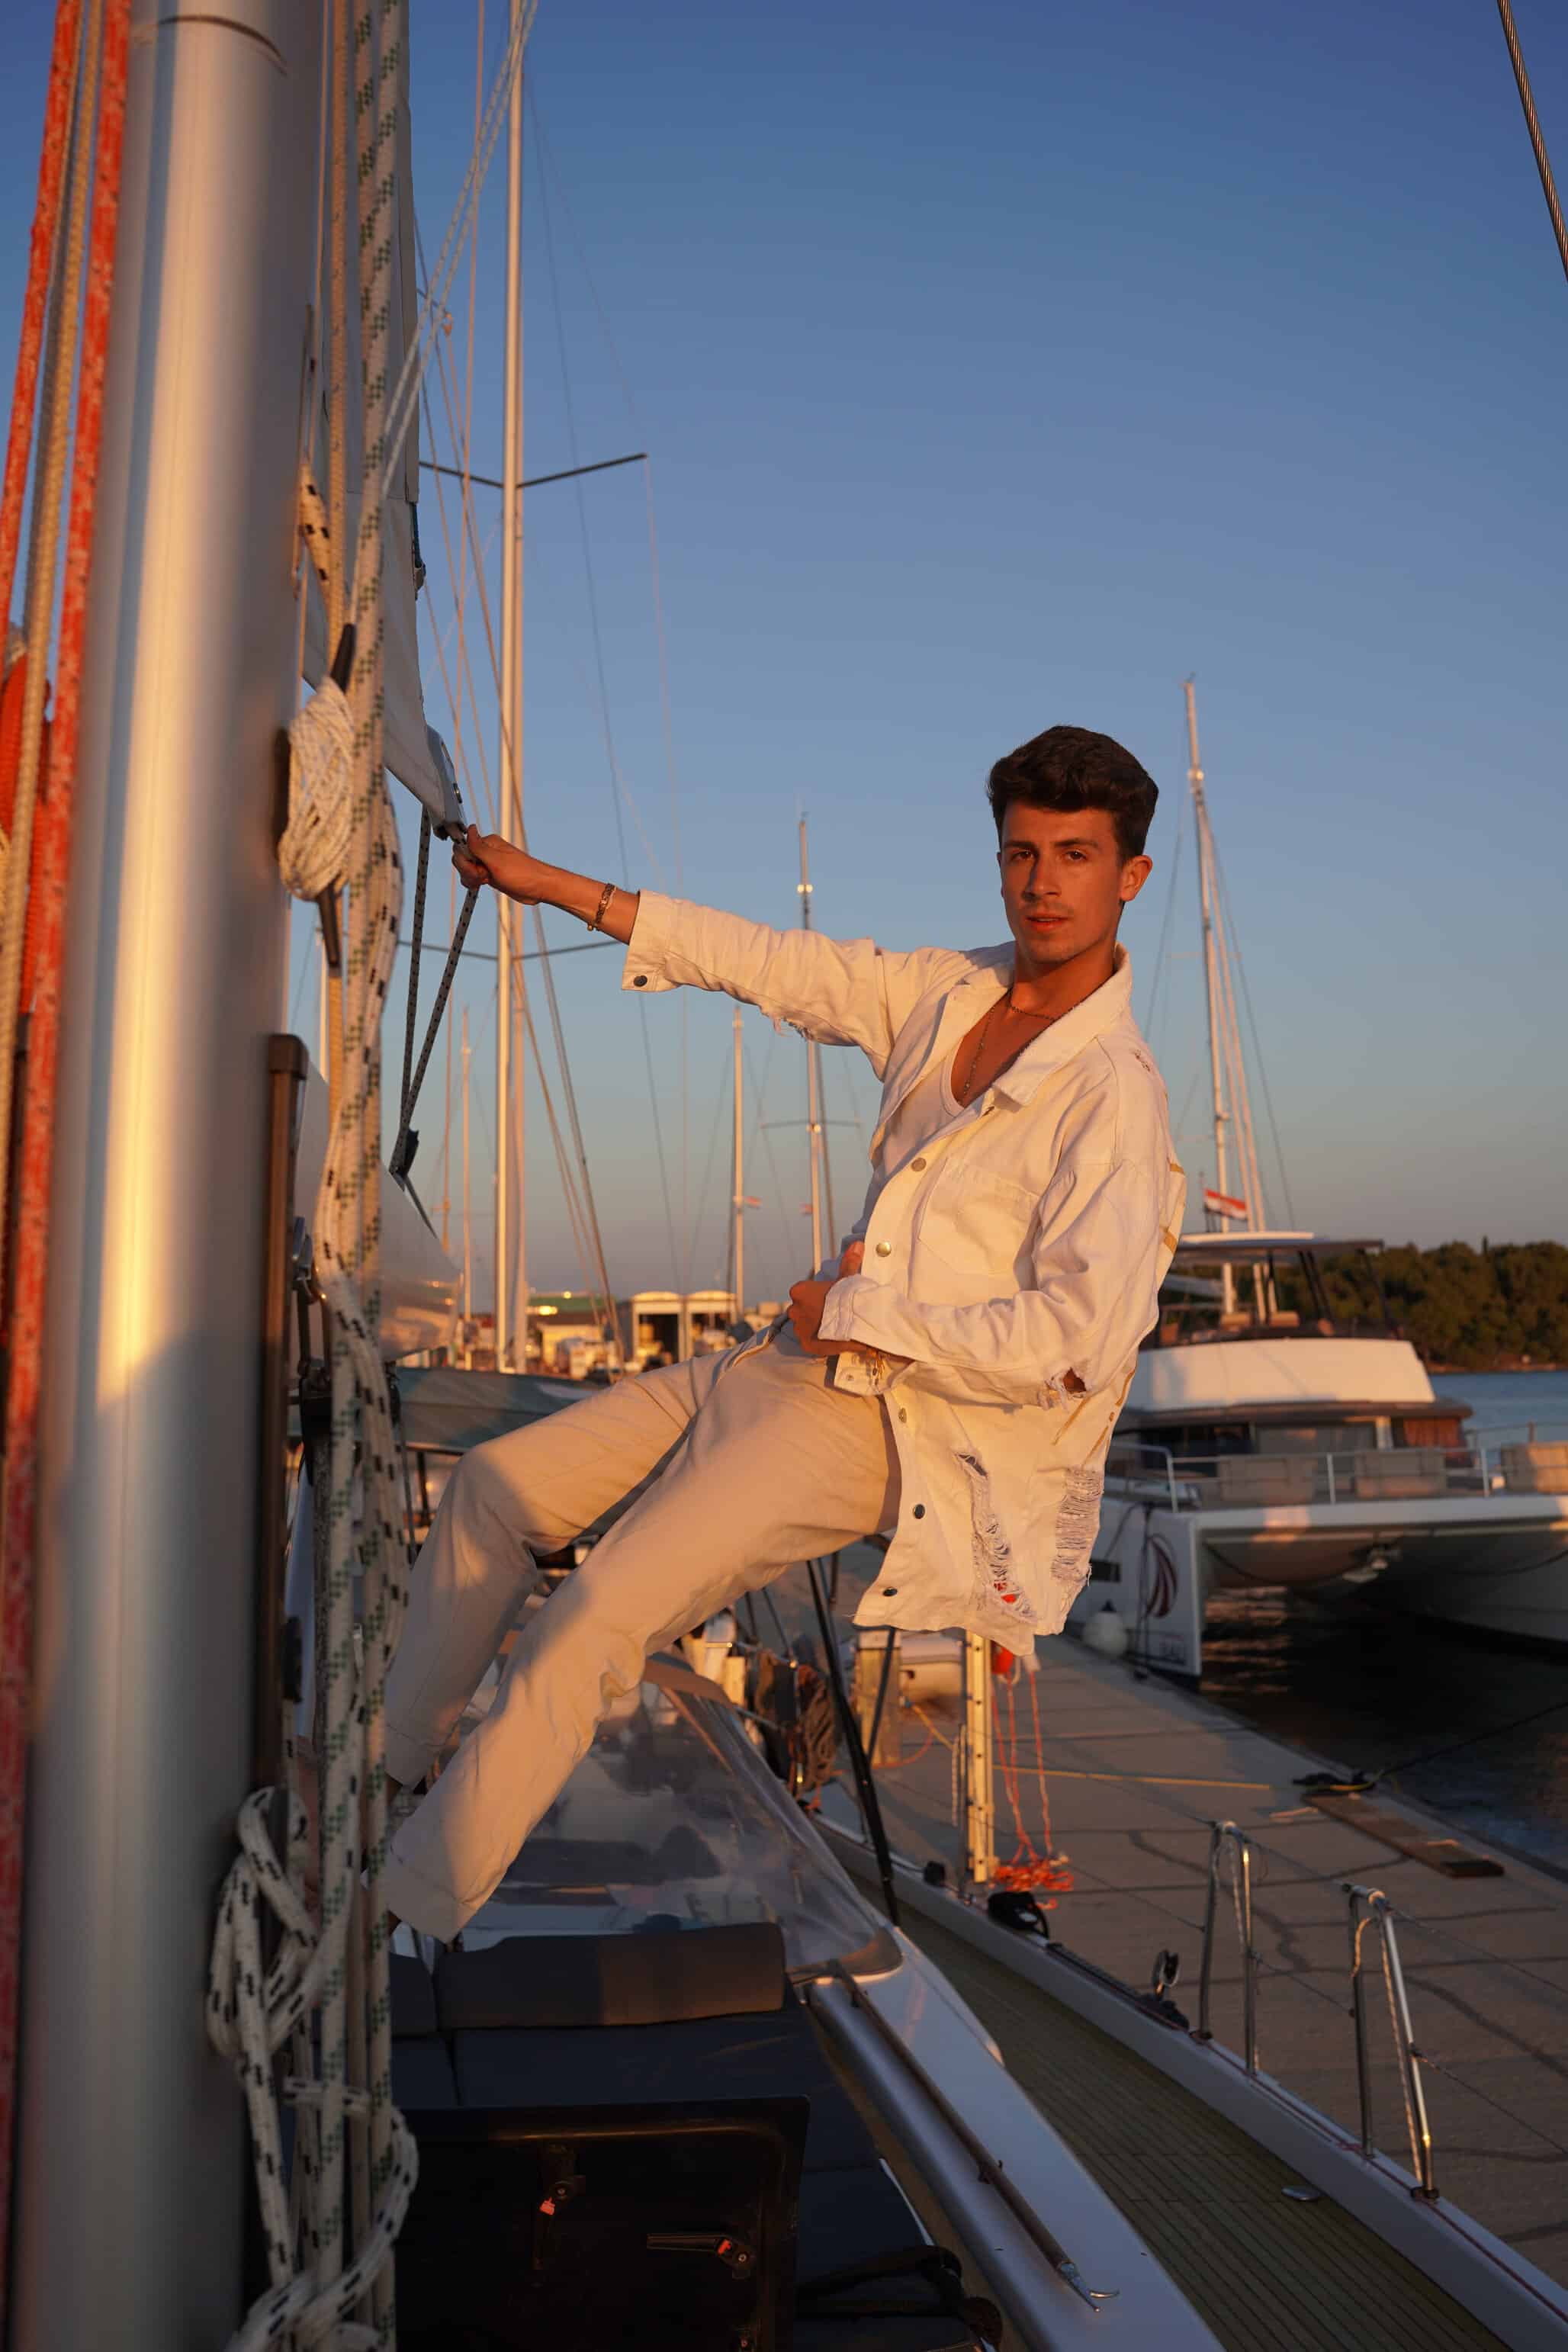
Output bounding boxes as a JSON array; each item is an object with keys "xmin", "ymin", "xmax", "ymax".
[
  {"xmin": 495, "ymin": 0, "xmax": 525, "ymax": 1367},
  {"xmin": 731, "ymin": 1004, "xmax": 746, "ymax": 1316},
  {"xmin": 796, "ymin": 816, "xmax": 836, "ymax": 1266},
  {"xmin": 462, "ymin": 1002, "xmax": 474, "ymax": 1352},
  {"xmin": 1184, "ymin": 680, "xmax": 1268, "ymax": 1316}
]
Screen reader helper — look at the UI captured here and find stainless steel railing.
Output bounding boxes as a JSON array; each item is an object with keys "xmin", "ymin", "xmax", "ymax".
[
  {"xmin": 1104, "ymin": 1431, "xmax": 1568, "ymax": 1513},
  {"xmin": 1344, "ymin": 1882, "xmax": 1438, "ymax": 2199},
  {"xmin": 1191, "ymin": 1825, "xmax": 1443, "ymax": 2191},
  {"xmin": 1195, "ymin": 1820, "xmax": 1259, "ymax": 2076}
]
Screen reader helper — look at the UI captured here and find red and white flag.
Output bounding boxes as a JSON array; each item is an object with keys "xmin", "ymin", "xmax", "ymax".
[{"xmin": 1203, "ymin": 1187, "xmax": 1248, "ymax": 1219}]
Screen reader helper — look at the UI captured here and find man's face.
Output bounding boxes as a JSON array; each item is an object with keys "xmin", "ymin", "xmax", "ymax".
[{"xmin": 996, "ymin": 801, "xmax": 1152, "ymax": 971}]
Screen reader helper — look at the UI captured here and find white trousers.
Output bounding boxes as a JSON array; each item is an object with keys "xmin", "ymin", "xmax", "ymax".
[{"xmin": 380, "ymin": 1334, "xmax": 900, "ymax": 1939}]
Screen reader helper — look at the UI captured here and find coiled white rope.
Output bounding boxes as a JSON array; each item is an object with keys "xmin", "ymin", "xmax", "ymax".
[
  {"xmin": 279, "ymin": 674, "xmax": 355, "ymax": 903},
  {"xmin": 207, "ymin": 1793, "xmax": 419, "ymax": 2350}
]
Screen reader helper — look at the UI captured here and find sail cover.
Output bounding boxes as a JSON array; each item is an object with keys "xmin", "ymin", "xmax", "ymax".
[{"xmin": 298, "ymin": 29, "xmax": 464, "ymax": 839}]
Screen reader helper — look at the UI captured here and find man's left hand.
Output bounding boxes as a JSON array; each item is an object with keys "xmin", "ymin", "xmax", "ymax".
[{"xmin": 788, "ymin": 1277, "xmax": 840, "ymax": 1357}]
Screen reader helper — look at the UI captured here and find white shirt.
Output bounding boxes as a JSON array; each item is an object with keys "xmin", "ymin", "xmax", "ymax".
[
  {"xmin": 623, "ymin": 893, "xmax": 1185, "ymax": 1643},
  {"xmin": 876, "ymin": 1052, "xmax": 963, "ymax": 1190}
]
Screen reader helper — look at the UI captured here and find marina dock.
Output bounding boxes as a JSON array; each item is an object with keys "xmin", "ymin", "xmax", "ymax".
[{"xmin": 783, "ymin": 1554, "xmax": 1568, "ymax": 2302}]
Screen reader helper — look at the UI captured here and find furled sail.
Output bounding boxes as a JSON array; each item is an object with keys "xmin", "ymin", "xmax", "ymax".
[{"xmin": 298, "ymin": 31, "xmax": 463, "ymax": 839}]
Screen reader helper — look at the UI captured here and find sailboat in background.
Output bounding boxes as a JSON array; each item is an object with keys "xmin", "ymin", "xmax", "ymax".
[{"xmin": 1069, "ymin": 684, "xmax": 1568, "ymax": 1672}]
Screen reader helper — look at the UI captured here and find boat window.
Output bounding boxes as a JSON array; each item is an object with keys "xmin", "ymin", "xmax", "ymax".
[
  {"xmin": 1255, "ymin": 1422, "xmax": 1378, "ymax": 1455},
  {"xmin": 1150, "ymin": 1247, "xmax": 1399, "ymax": 1344},
  {"xmin": 1398, "ymin": 1416, "xmax": 1464, "ymax": 1449},
  {"xmin": 458, "ymin": 1672, "xmax": 896, "ymax": 1977}
]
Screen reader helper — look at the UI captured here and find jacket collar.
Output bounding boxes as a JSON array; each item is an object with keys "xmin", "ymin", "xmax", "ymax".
[{"xmin": 949, "ymin": 943, "xmax": 1135, "ymax": 1106}]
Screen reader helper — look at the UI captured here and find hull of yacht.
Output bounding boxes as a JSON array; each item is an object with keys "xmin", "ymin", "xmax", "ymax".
[{"xmin": 1069, "ymin": 1488, "xmax": 1568, "ymax": 1676}]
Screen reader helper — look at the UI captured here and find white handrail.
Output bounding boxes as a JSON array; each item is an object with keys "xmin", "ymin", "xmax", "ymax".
[{"xmin": 1102, "ymin": 1435, "xmax": 1566, "ymax": 1512}]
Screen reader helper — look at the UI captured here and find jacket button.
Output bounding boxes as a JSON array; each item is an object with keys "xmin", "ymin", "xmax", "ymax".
[
  {"xmin": 911, "ymin": 1503, "xmax": 925, "ymax": 1519},
  {"xmin": 875, "ymin": 1241, "xmax": 892, "ymax": 1257},
  {"xmin": 910, "ymin": 1156, "xmax": 927, "ymax": 1171},
  {"xmin": 897, "ymin": 1408, "xmax": 908, "ymax": 1423},
  {"xmin": 632, "ymin": 973, "xmax": 647, "ymax": 987},
  {"xmin": 882, "ymin": 1586, "xmax": 898, "ymax": 1598}
]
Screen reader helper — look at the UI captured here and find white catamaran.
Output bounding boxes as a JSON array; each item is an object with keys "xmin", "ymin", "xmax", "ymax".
[{"xmin": 1068, "ymin": 685, "xmax": 1568, "ymax": 1674}]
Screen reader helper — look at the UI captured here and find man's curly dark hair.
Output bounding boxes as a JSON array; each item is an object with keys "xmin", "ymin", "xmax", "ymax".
[{"xmin": 986, "ymin": 725, "xmax": 1158, "ymax": 862}]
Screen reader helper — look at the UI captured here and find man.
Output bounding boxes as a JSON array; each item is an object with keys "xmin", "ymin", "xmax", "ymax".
[{"xmin": 379, "ymin": 725, "xmax": 1184, "ymax": 1939}]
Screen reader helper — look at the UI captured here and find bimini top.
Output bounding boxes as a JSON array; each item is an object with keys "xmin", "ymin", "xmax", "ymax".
[{"xmin": 1174, "ymin": 1232, "xmax": 1384, "ymax": 1264}]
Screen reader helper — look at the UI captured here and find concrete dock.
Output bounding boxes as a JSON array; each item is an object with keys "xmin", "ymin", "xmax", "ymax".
[{"xmin": 773, "ymin": 1551, "xmax": 1568, "ymax": 2293}]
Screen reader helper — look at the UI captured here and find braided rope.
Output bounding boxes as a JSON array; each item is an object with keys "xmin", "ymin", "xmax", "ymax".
[
  {"xmin": 212, "ymin": 2, "xmax": 546, "ymax": 2331},
  {"xmin": 344, "ymin": 13, "xmax": 407, "ymax": 2331},
  {"xmin": 0, "ymin": 2, "xmax": 129, "ymax": 2311},
  {"xmin": 207, "ymin": 2, "xmax": 423, "ymax": 2341},
  {"xmin": 0, "ymin": 0, "xmax": 96, "ymax": 1303},
  {"xmin": 0, "ymin": 0, "xmax": 81, "ymax": 623},
  {"xmin": 280, "ymin": 678, "xmax": 355, "ymax": 901}
]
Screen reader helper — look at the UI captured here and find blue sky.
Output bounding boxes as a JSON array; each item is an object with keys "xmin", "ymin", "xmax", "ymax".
[{"xmin": 4, "ymin": 0, "xmax": 1565, "ymax": 1303}]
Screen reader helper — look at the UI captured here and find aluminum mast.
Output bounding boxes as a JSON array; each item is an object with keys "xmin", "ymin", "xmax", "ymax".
[
  {"xmin": 731, "ymin": 1004, "xmax": 746, "ymax": 1318},
  {"xmin": 14, "ymin": 2, "xmax": 324, "ymax": 2336},
  {"xmin": 1184, "ymin": 680, "xmax": 1268, "ymax": 1318},
  {"xmin": 796, "ymin": 816, "xmax": 836, "ymax": 1267}
]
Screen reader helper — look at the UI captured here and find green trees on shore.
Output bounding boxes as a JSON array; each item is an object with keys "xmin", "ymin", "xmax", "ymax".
[{"xmin": 1312, "ymin": 1242, "xmax": 1568, "ymax": 1370}]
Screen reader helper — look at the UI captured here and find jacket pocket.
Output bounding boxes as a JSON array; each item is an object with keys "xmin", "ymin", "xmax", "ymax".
[{"xmin": 914, "ymin": 1166, "xmax": 1038, "ymax": 1286}]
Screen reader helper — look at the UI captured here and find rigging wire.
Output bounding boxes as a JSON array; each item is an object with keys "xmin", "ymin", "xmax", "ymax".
[
  {"xmin": 451, "ymin": 0, "xmax": 486, "ymax": 807},
  {"xmin": 689, "ymin": 1038, "xmax": 734, "ymax": 1287},
  {"xmin": 529, "ymin": 123, "xmax": 683, "ymax": 1285},
  {"xmin": 532, "ymin": 72, "xmax": 691, "ymax": 1287},
  {"xmin": 516, "ymin": 933, "xmax": 622, "ymax": 1359},
  {"xmin": 516, "ymin": 972, "xmax": 612, "ymax": 1327},
  {"xmin": 419, "ymin": 359, "xmax": 500, "ymax": 826},
  {"xmin": 1211, "ymin": 836, "xmax": 1297, "ymax": 1226},
  {"xmin": 416, "ymin": 211, "xmax": 632, "ymax": 1340},
  {"xmin": 1141, "ymin": 772, "xmax": 1187, "ymax": 1052},
  {"xmin": 1495, "ymin": 0, "xmax": 1568, "ymax": 286},
  {"xmin": 747, "ymin": 1035, "xmax": 801, "ymax": 1304}
]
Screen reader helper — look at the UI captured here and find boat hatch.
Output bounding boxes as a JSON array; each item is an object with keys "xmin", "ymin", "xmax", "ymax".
[{"xmin": 390, "ymin": 1678, "xmax": 987, "ymax": 2348}]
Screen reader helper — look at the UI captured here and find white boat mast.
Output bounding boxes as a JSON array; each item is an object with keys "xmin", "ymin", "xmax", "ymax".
[
  {"xmin": 462, "ymin": 1001, "xmax": 474, "ymax": 1348},
  {"xmin": 1184, "ymin": 680, "xmax": 1268, "ymax": 1316},
  {"xmin": 796, "ymin": 816, "xmax": 835, "ymax": 1265},
  {"xmin": 495, "ymin": 0, "xmax": 525, "ymax": 1367},
  {"xmin": 731, "ymin": 1004, "xmax": 746, "ymax": 1317},
  {"xmin": 14, "ymin": 2, "xmax": 326, "ymax": 2334}
]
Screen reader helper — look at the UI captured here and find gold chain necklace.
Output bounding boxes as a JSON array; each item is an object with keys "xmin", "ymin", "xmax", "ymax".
[{"xmin": 958, "ymin": 979, "xmax": 1056, "ymax": 1104}]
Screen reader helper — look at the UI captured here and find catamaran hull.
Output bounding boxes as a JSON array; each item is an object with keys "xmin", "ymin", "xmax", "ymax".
[{"xmin": 1068, "ymin": 1492, "xmax": 1568, "ymax": 1675}]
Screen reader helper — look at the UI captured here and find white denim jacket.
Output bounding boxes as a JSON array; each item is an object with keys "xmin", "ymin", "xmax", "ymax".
[{"xmin": 623, "ymin": 892, "xmax": 1185, "ymax": 1644}]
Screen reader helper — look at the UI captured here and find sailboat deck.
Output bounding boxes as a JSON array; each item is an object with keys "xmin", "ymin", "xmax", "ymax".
[
  {"xmin": 780, "ymin": 1549, "xmax": 1568, "ymax": 2299},
  {"xmin": 898, "ymin": 1904, "xmax": 1507, "ymax": 2352}
]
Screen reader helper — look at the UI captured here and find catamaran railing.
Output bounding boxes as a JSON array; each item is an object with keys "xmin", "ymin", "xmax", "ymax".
[{"xmin": 1105, "ymin": 1428, "xmax": 1568, "ymax": 1512}]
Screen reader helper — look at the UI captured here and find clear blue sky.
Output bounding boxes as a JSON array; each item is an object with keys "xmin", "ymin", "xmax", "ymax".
[{"xmin": 4, "ymin": 0, "xmax": 1565, "ymax": 1306}]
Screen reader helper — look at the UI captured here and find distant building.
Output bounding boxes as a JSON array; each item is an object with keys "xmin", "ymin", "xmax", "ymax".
[
  {"xmin": 529, "ymin": 1291, "xmax": 615, "ymax": 1377},
  {"xmin": 615, "ymin": 1288, "xmax": 741, "ymax": 1370},
  {"xmin": 446, "ymin": 1289, "xmax": 754, "ymax": 1379}
]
